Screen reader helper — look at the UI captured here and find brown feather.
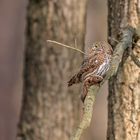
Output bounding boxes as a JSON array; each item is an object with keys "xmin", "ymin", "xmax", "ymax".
[
  {"xmin": 68, "ymin": 42, "xmax": 112, "ymax": 90},
  {"xmin": 68, "ymin": 42, "xmax": 113, "ymax": 102}
]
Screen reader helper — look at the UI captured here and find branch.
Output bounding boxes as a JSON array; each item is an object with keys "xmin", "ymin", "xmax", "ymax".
[
  {"xmin": 47, "ymin": 40, "xmax": 86, "ymax": 55},
  {"xmin": 70, "ymin": 86, "xmax": 99, "ymax": 140},
  {"xmin": 70, "ymin": 26, "xmax": 135, "ymax": 140}
]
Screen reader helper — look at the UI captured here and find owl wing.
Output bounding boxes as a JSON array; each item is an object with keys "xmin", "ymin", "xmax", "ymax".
[
  {"xmin": 68, "ymin": 49, "xmax": 105, "ymax": 86},
  {"xmin": 80, "ymin": 51, "xmax": 104, "ymax": 73}
]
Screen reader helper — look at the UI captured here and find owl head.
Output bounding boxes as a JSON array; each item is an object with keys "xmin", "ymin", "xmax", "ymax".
[{"xmin": 93, "ymin": 41, "xmax": 113, "ymax": 56}]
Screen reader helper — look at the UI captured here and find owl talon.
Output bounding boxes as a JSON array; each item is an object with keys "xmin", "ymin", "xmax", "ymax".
[{"xmin": 81, "ymin": 75, "xmax": 103, "ymax": 103}]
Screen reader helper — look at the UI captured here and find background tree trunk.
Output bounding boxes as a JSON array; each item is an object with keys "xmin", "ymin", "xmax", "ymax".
[
  {"xmin": 107, "ymin": 0, "xmax": 140, "ymax": 140},
  {"xmin": 17, "ymin": 0, "xmax": 87, "ymax": 140}
]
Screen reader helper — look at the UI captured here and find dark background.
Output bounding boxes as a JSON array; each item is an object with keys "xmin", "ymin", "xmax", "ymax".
[{"xmin": 0, "ymin": 0, "xmax": 107, "ymax": 139}]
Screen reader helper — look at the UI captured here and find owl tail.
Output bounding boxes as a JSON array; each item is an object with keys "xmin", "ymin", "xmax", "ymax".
[{"xmin": 68, "ymin": 73, "xmax": 82, "ymax": 87}]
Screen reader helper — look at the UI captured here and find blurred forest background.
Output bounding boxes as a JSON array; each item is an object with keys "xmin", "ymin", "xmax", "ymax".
[{"xmin": 0, "ymin": 0, "xmax": 108, "ymax": 140}]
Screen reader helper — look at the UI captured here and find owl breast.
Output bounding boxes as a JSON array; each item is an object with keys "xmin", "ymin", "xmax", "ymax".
[
  {"xmin": 84, "ymin": 53, "xmax": 111, "ymax": 79},
  {"xmin": 95, "ymin": 54, "xmax": 111, "ymax": 76}
]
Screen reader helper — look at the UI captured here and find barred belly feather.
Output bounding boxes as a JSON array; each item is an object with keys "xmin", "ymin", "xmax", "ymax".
[
  {"xmin": 84, "ymin": 54, "xmax": 110, "ymax": 79},
  {"xmin": 96, "ymin": 55, "xmax": 110, "ymax": 76}
]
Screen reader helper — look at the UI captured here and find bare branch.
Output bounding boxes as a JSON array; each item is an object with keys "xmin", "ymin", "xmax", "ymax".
[
  {"xmin": 70, "ymin": 86, "xmax": 99, "ymax": 140},
  {"xmin": 47, "ymin": 40, "xmax": 86, "ymax": 55}
]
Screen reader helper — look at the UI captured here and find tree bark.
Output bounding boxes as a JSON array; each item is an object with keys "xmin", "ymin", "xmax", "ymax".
[
  {"xmin": 107, "ymin": 0, "xmax": 140, "ymax": 140},
  {"xmin": 17, "ymin": 0, "xmax": 87, "ymax": 140}
]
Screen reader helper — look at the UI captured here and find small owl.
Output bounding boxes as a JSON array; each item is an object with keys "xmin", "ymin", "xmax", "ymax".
[{"xmin": 68, "ymin": 42, "xmax": 113, "ymax": 102}]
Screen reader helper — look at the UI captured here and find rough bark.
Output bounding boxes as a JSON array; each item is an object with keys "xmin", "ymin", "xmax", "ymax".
[
  {"xmin": 17, "ymin": 0, "xmax": 87, "ymax": 140},
  {"xmin": 107, "ymin": 0, "xmax": 140, "ymax": 140}
]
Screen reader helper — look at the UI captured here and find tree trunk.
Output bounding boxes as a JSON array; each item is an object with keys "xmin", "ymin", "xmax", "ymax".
[
  {"xmin": 17, "ymin": 0, "xmax": 87, "ymax": 140},
  {"xmin": 107, "ymin": 0, "xmax": 140, "ymax": 140}
]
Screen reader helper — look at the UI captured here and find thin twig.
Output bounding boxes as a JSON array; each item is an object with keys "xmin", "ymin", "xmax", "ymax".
[
  {"xmin": 47, "ymin": 40, "xmax": 86, "ymax": 55},
  {"xmin": 74, "ymin": 38, "xmax": 78, "ymax": 48},
  {"xmin": 108, "ymin": 37, "xmax": 119, "ymax": 44},
  {"xmin": 109, "ymin": 36, "xmax": 140, "ymax": 48}
]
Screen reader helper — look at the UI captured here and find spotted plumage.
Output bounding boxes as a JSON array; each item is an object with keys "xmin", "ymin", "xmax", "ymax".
[{"xmin": 68, "ymin": 42, "xmax": 113, "ymax": 102}]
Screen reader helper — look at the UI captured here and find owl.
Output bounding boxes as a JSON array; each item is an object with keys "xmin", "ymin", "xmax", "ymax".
[{"xmin": 68, "ymin": 42, "xmax": 113, "ymax": 102}]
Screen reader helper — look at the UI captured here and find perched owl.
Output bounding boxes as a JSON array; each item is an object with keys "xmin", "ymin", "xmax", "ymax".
[{"xmin": 68, "ymin": 42, "xmax": 113, "ymax": 102}]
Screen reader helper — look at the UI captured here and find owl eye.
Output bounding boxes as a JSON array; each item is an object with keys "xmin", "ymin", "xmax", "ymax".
[{"xmin": 95, "ymin": 44, "xmax": 98, "ymax": 48}]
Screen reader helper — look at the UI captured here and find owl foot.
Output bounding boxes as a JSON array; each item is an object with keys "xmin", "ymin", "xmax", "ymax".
[{"xmin": 81, "ymin": 75, "xmax": 103, "ymax": 103}]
